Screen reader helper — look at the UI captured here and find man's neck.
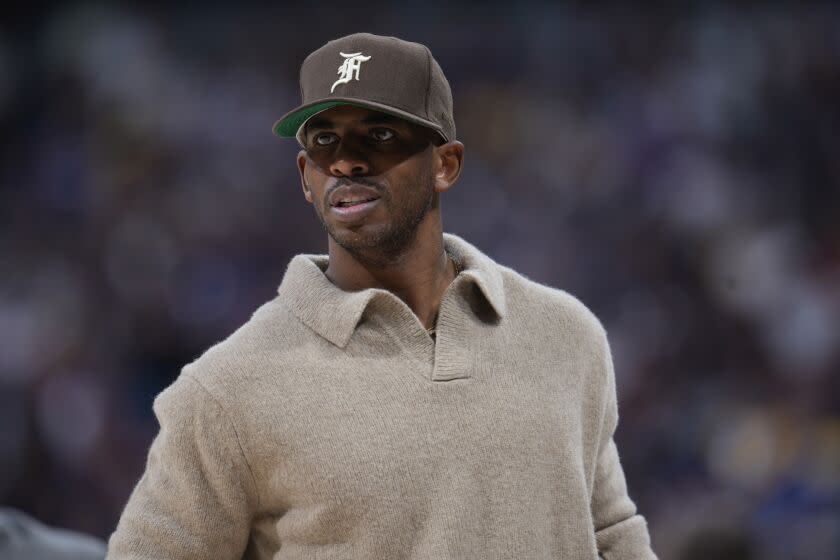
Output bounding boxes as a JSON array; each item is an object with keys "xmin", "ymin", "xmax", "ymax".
[{"xmin": 323, "ymin": 235, "xmax": 458, "ymax": 331}]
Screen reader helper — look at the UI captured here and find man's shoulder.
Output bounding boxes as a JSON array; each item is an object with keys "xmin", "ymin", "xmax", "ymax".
[
  {"xmin": 497, "ymin": 263, "xmax": 607, "ymax": 345},
  {"xmin": 176, "ymin": 295, "xmax": 303, "ymax": 398}
]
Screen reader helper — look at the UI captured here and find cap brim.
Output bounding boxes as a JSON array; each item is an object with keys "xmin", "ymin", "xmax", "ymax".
[
  {"xmin": 272, "ymin": 100, "xmax": 357, "ymax": 138},
  {"xmin": 272, "ymin": 97, "xmax": 448, "ymax": 145}
]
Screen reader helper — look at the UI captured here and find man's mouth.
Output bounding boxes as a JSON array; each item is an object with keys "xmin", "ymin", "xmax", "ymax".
[
  {"xmin": 333, "ymin": 197, "xmax": 379, "ymax": 207},
  {"xmin": 328, "ymin": 182, "xmax": 383, "ymax": 208}
]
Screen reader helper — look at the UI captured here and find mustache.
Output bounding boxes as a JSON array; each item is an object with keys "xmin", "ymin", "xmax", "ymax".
[{"xmin": 326, "ymin": 177, "xmax": 386, "ymax": 197}]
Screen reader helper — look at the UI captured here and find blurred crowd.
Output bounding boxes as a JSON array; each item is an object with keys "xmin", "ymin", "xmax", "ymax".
[{"xmin": 1, "ymin": 2, "xmax": 838, "ymax": 558}]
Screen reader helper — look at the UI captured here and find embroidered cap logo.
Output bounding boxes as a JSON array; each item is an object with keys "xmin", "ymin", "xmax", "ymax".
[{"xmin": 331, "ymin": 52, "xmax": 372, "ymax": 93}]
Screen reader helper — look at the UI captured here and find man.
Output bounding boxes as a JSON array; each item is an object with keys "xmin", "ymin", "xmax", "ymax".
[{"xmin": 107, "ymin": 33, "xmax": 657, "ymax": 559}]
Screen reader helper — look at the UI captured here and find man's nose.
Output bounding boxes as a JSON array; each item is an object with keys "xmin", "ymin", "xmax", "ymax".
[{"xmin": 329, "ymin": 144, "xmax": 370, "ymax": 177}]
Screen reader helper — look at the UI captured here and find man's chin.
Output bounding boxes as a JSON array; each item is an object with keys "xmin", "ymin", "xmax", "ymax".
[
  {"xmin": 329, "ymin": 226, "xmax": 420, "ymax": 265},
  {"xmin": 327, "ymin": 224, "xmax": 378, "ymax": 251}
]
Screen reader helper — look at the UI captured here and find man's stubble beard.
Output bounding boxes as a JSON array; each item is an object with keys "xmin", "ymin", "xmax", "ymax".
[{"xmin": 314, "ymin": 160, "xmax": 436, "ymax": 270}]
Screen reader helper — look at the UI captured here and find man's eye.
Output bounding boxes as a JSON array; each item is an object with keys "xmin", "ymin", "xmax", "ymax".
[
  {"xmin": 313, "ymin": 133, "xmax": 337, "ymax": 146},
  {"xmin": 370, "ymin": 128, "xmax": 395, "ymax": 142}
]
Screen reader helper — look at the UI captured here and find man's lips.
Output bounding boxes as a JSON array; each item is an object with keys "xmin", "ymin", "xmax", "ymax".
[
  {"xmin": 328, "ymin": 183, "xmax": 383, "ymax": 207},
  {"xmin": 330, "ymin": 197, "xmax": 382, "ymax": 222}
]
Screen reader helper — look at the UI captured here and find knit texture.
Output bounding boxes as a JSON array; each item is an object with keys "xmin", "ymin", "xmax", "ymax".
[{"xmin": 107, "ymin": 232, "xmax": 657, "ymax": 559}]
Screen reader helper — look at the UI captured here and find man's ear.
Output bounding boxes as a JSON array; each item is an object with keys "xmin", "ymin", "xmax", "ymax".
[
  {"xmin": 297, "ymin": 150, "xmax": 313, "ymax": 203},
  {"xmin": 433, "ymin": 141, "xmax": 465, "ymax": 193}
]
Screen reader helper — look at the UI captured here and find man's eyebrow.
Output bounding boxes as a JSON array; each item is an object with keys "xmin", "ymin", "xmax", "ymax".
[
  {"xmin": 306, "ymin": 113, "xmax": 406, "ymax": 132},
  {"xmin": 305, "ymin": 117, "xmax": 333, "ymax": 131},
  {"xmin": 361, "ymin": 113, "xmax": 404, "ymax": 126}
]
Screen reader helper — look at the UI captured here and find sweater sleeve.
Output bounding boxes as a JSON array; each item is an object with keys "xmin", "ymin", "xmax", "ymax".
[
  {"xmin": 106, "ymin": 373, "xmax": 258, "ymax": 559},
  {"xmin": 591, "ymin": 336, "xmax": 658, "ymax": 560}
]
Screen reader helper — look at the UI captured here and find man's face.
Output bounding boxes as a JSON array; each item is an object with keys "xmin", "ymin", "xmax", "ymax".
[{"xmin": 296, "ymin": 105, "xmax": 441, "ymax": 266}]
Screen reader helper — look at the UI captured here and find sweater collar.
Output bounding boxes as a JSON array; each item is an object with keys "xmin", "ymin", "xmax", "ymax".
[{"xmin": 277, "ymin": 232, "xmax": 507, "ymax": 348}]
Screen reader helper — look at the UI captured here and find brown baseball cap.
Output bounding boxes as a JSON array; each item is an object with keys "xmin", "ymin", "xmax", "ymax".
[{"xmin": 273, "ymin": 33, "xmax": 455, "ymax": 146}]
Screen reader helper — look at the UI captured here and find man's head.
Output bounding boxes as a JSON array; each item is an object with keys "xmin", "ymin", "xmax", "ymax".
[{"xmin": 274, "ymin": 33, "xmax": 464, "ymax": 267}]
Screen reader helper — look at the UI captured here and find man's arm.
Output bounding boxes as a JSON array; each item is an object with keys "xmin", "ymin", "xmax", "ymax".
[
  {"xmin": 107, "ymin": 373, "xmax": 258, "ymax": 559},
  {"xmin": 591, "ymin": 337, "xmax": 657, "ymax": 560}
]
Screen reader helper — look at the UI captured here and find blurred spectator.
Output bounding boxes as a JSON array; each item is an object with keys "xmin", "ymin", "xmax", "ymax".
[
  {"xmin": 678, "ymin": 527, "xmax": 755, "ymax": 560},
  {"xmin": 0, "ymin": 508, "xmax": 105, "ymax": 560}
]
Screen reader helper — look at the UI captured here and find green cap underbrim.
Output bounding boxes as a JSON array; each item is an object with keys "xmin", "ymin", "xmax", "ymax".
[{"xmin": 272, "ymin": 101, "xmax": 367, "ymax": 137}]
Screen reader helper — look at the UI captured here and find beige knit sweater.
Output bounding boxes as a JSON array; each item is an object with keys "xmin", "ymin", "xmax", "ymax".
[{"xmin": 107, "ymin": 232, "xmax": 656, "ymax": 559}]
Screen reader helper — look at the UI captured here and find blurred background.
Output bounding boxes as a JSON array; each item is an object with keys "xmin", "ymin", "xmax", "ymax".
[{"xmin": 1, "ymin": 1, "xmax": 838, "ymax": 558}]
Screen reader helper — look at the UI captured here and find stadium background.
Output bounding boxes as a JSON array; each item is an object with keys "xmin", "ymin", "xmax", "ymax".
[{"xmin": 1, "ymin": 2, "xmax": 838, "ymax": 558}]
